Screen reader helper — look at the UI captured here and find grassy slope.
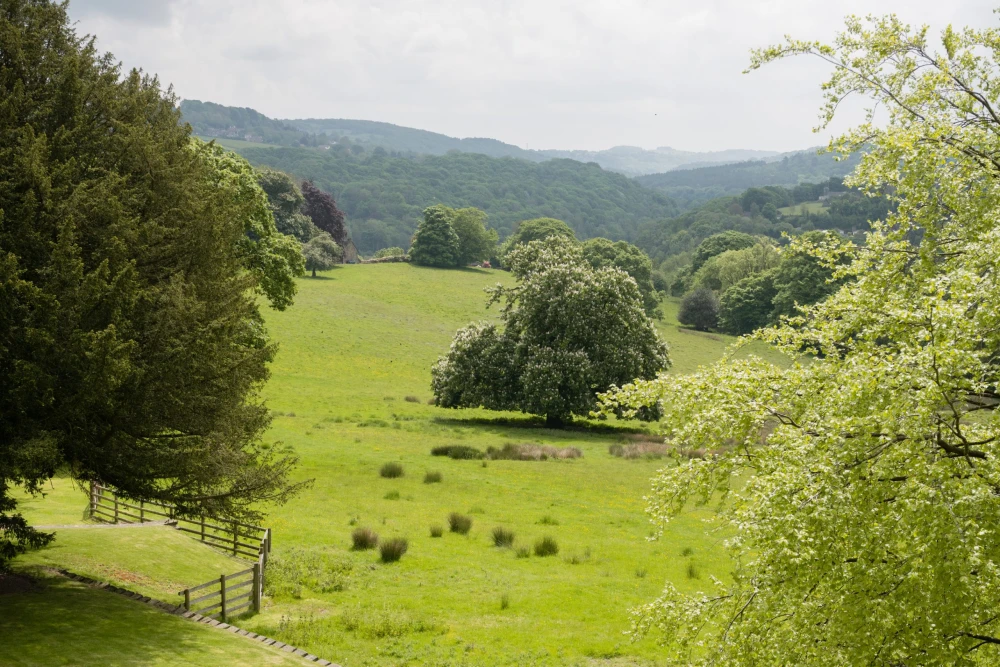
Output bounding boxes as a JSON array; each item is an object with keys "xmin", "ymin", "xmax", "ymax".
[{"xmin": 12, "ymin": 263, "xmax": 781, "ymax": 666}]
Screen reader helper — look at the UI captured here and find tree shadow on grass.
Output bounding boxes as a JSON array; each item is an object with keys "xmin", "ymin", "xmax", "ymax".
[{"xmin": 431, "ymin": 414, "xmax": 655, "ymax": 438}]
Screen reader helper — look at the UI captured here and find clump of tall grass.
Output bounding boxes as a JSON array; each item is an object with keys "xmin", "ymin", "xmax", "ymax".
[
  {"xmin": 380, "ymin": 462, "xmax": 404, "ymax": 478},
  {"xmin": 608, "ymin": 442, "xmax": 669, "ymax": 459},
  {"xmin": 264, "ymin": 548, "xmax": 354, "ymax": 599},
  {"xmin": 340, "ymin": 606, "xmax": 438, "ymax": 638},
  {"xmin": 404, "ymin": 395, "xmax": 421, "ymax": 403},
  {"xmin": 383, "ymin": 490, "xmax": 400, "ymax": 500},
  {"xmin": 423, "ymin": 471, "xmax": 442, "ymax": 484},
  {"xmin": 379, "ymin": 538, "xmax": 408, "ymax": 563},
  {"xmin": 491, "ymin": 527, "xmax": 515, "ymax": 548},
  {"xmin": 534, "ymin": 536, "xmax": 559, "ymax": 557},
  {"xmin": 687, "ymin": 561, "xmax": 700, "ymax": 579},
  {"xmin": 486, "ymin": 443, "xmax": 582, "ymax": 461},
  {"xmin": 449, "ymin": 513, "xmax": 472, "ymax": 534},
  {"xmin": 351, "ymin": 527, "xmax": 379, "ymax": 550},
  {"xmin": 515, "ymin": 546, "xmax": 530, "ymax": 558},
  {"xmin": 430, "ymin": 445, "xmax": 484, "ymax": 460},
  {"xmin": 430, "ymin": 525, "xmax": 443, "ymax": 538},
  {"xmin": 537, "ymin": 515, "xmax": 559, "ymax": 526}
]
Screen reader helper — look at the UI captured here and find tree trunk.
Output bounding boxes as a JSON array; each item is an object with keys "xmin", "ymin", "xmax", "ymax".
[
  {"xmin": 312, "ymin": 268, "xmax": 316, "ymax": 278},
  {"xmin": 545, "ymin": 414, "xmax": 565, "ymax": 429}
]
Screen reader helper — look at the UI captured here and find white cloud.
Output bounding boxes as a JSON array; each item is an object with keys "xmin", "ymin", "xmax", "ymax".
[{"xmin": 67, "ymin": 0, "xmax": 998, "ymax": 152}]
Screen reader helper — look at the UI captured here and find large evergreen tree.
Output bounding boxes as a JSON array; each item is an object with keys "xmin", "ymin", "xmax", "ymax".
[{"xmin": 0, "ymin": 0, "xmax": 304, "ymax": 569}]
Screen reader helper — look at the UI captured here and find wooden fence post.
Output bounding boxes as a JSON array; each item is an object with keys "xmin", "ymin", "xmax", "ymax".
[
  {"xmin": 200, "ymin": 516, "xmax": 206, "ymax": 543},
  {"xmin": 113, "ymin": 494, "xmax": 119, "ymax": 523},
  {"xmin": 232, "ymin": 522, "xmax": 238, "ymax": 557},
  {"xmin": 139, "ymin": 500, "xmax": 144, "ymax": 523},
  {"xmin": 220, "ymin": 574, "xmax": 227, "ymax": 622},
  {"xmin": 184, "ymin": 588, "xmax": 190, "ymax": 612},
  {"xmin": 252, "ymin": 561, "xmax": 261, "ymax": 612},
  {"xmin": 89, "ymin": 483, "xmax": 97, "ymax": 517}
]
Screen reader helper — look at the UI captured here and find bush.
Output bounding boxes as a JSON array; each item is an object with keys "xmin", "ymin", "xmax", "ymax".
[
  {"xmin": 491, "ymin": 527, "xmax": 515, "ymax": 548},
  {"xmin": 486, "ymin": 443, "xmax": 583, "ymax": 461},
  {"xmin": 430, "ymin": 445, "xmax": 484, "ymax": 460},
  {"xmin": 678, "ymin": 287, "xmax": 720, "ymax": 331},
  {"xmin": 404, "ymin": 395, "xmax": 421, "ymax": 403},
  {"xmin": 449, "ymin": 513, "xmax": 473, "ymax": 534},
  {"xmin": 351, "ymin": 527, "xmax": 379, "ymax": 551},
  {"xmin": 430, "ymin": 525, "xmax": 443, "ymax": 538},
  {"xmin": 423, "ymin": 471, "xmax": 442, "ymax": 484},
  {"xmin": 380, "ymin": 462, "xmax": 404, "ymax": 478},
  {"xmin": 373, "ymin": 246, "xmax": 405, "ymax": 259},
  {"xmin": 379, "ymin": 538, "xmax": 409, "ymax": 563},
  {"xmin": 534, "ymin": 536, "xmax": 559, "ymax": 557}
]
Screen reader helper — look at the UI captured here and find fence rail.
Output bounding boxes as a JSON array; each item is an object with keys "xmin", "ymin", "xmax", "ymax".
[{"xmin": 89, "ymin": 482, "xmax": 272, "ymax": 621}]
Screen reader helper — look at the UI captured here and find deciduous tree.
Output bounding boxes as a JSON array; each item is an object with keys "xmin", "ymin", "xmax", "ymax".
[
  {"xmin": 302, "ymin": 180, "xmax": 348, "ymax": 248},
  {"xmin": 600, "ymin": 13, "xmax": 1000, "ymax": 665},
  {"xmin": 302, "ymin": 233, "xmax": 342, "ymax": 276},
  {"xmin": 409, "ymin": 205, "xmax": 461, "ymax": 267}
]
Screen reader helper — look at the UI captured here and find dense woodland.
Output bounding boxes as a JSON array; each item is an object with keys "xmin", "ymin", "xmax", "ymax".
[
  {"xmin": 636, "ymin": 150, "xmax": 861, "ymax": 209},
  {"xmin": 235, "ymin": 146, "xmax": 678, "ymax": 254}
]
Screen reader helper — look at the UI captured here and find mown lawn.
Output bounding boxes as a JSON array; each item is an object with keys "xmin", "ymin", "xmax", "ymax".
[{"xmin": 12, "ymin": 263, "xmax": 781, "ymax": 666}]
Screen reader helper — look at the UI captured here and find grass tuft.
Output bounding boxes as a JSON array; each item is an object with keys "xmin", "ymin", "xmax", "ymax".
[
  {"xmin": 379, "ymin": 462, "xmax": 404, "ymax": 478},
  {"xmin": 491, "ymin": 527, "xmax": 515, "ymax": 548},
  {"xmin": 379, "ymin": 538, "xmax": 408, "ymax": 563},
  {"xmin": 534, "ymin": 536, "xmax": 559, "ymax": 557},
  {"xmin": 500, "ymin": 592, "xmax": 510, "ymax": 610},
  {"xmin": 404, "ymin": 395, "xmax": 421, "ymax": 403},
  {"xmin": 430, "ymin": 445, "xmax": 484, "ymax": 460},
  {"xmin": 423, "ymin": 471, "xmax": 442, "ymax": 484},
  {"xmin": 487, "ymin": 443, "xmax": 583, "ymax": 461},
  {"xmin": 351, "ymin": 527, "xmax": 379, "ymax": 551},
  {"xmin": 429, "ymin": 524, "xmax": 443, "ymax": 538},
  {"xmin": 448, "ymin": 513, "xmax": 473, "ymax": 535},
  {"xmin": 537, "ymin": 515, "xmax": 560, "ymax": 526},
  {"xmin": 681, "ymin": 547, "xmax": 694, "ymax": 557},
  {"xmin": 383, "ymin": 490, "xmax": 400, "ymax": 500},
  {"xmin": 515, "ymin": 546, "xmax": 530, "ymax": 558},
  {"xmin": 687, "ymin": 561, "xmax": 700, "ymax": 579}
]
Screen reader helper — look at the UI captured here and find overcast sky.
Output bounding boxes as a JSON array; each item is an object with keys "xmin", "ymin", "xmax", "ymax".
[{"xmin": 68, "ymin": 0, "xmax": 996, "ymax": 153}]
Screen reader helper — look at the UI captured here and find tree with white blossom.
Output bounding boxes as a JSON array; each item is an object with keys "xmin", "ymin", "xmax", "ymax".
[{"xmin": 598, "ymin": 13, "xmax": 1000, "ymax": 665}]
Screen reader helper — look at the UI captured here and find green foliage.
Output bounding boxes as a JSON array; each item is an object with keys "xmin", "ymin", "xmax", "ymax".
[
  {"xmin": 582, "ymin": 238, "xmax": 662, "ymax": 318},
  {"xmin": 0, "ymin": 0, "xmax": 303, "ymax": 569},
  {"xmin": 677, "ymin": 288, "xmax": 719, "ymax": 332},
  {"xmin": 432, "ymin": 238, "xmax": 670, "ymax": 425},
  {"xmin": 499, "ymin": 217, "xmax": 577, "ymax": 263},
  {"xmin": 717, "ymin": 269, "xmax": 778, "ymax": 335},
  {"xmin": 769, "ymin": 231, "xmax": 841, "ymax": 320},
  {"xmin": 601, "ymin": 13, "xmax": 1000, "ymax": 665},
  {"xmin": 691, "ymin": 231, "xmax": 758, "ymax": 273},
  {"xmin": 637, "ymin": 152, "xmax": 861, "ymax": 209},
  {"xmin": 692, "ymin": 242, "xmax": 780, "ymax": 293},
  {"xmin": 257, "ymin": 167, "xmax": 319, "ymax": 241},
  {"xmin": 265, "ymin": 547, "xmax": 353, "ymax": 598},
  {"xmin": 409, "ymin": 206, "xmax": 461, "ymax": 267},
  {"xmin": 302, "ymin": 233, "xmax": 342, "ymax": 276},
  {"xmin": 450, "ymin": 207, "xmax": 498, "ymax": 265},
  {"xmin": 373, "ymin": 247, "xmax": 405, "ymax": 259},
  {"xmin": 233, "ymin": 147, "xmax": 677, "ymax": 254}
]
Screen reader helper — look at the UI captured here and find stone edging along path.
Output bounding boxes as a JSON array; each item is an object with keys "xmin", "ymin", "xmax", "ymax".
[{"xmin": 57, "ymin": 569, "xmax": 340, "ymax": 666}]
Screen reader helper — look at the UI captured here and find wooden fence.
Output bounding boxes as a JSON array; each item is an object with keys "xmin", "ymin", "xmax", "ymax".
[{"xmin": 89, "ymin": 483, "xmax": 272, "ymax": 621}]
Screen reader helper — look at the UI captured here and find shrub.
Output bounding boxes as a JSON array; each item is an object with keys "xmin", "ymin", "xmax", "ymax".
[
  {"xmin": 373, "ymin": 246, "xmax": 405, "ymax": 259},
  {"xmin": 491, "ymin": 527, "xmax": 515, "ymax": 548},
  {"xmin": 430, "ymin": 445, "xmax": 484, "ymax": 460},
  {"xmin": 383, "ymin": 490, "xmax": 400, "ymax": 500},
  {"xmin": 379, "ymin": 538, "xmax": 409, "ymax": 563},
  {"xmin": 678, "ymin": 287, "xmax": 720, "ymax": 331},
  {"xmin": 534, "ymin": 536, "xmax": 559, "ymax": 557},
  {"xmin": 430, "ymin": 525, "xmax": 443, "ymax": 538},
  {"xmin": 351, "ymin": 527, "xmax": 379, "ymax": 551},
  {"xmin": 449, "ymin": 513, "xmax": 472, "ymax": 534},
  {"xmin": 404, "ymin": 395, "xmax": 421, "ymax": 403},
  {"xmin": 423, "ymin": 471, "xmax": 442, "ymax": 484},
  {"xmin": 380, "ymin": 462, "xmax": 404, "ymax": 478},
  {"xmin": 486, "ymin": 443, "xmax": 583, "ymax": 461},
  {"xmin": 515, "ymin": 546, "xmax": 531, "ymax": 559}
]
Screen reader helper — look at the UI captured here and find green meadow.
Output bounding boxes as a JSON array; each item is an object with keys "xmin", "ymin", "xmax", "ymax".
[{"xmin": 10, "ymin": 263, "xmax": 780, "ymax": 666}]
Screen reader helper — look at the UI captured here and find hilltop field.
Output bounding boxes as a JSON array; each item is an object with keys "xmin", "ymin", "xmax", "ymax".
[{"xmin": 9, "ymin": 263, "xmax": 781, "ymax": 666}]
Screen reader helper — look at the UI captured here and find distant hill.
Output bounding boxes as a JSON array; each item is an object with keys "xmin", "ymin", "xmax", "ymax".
[
  {"xmin": 636, "ymin": 150, "xmax": 863, "ymax": 209},
  {"xmin": 179, "ymin": 100, "xmax": 783, "ymax": 176},
  {"xmin": 233, "ymin": 146, "xmax": 678, "ymax": 254}
]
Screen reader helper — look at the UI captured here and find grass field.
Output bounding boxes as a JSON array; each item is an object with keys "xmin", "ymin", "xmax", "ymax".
[
  {"xmin": 778, "ymin": 201, "xmax": 828, "ymax": 216},
  {"xmin": 10, "ymin": 263, "xmax": 782, "ymax": 666}
]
